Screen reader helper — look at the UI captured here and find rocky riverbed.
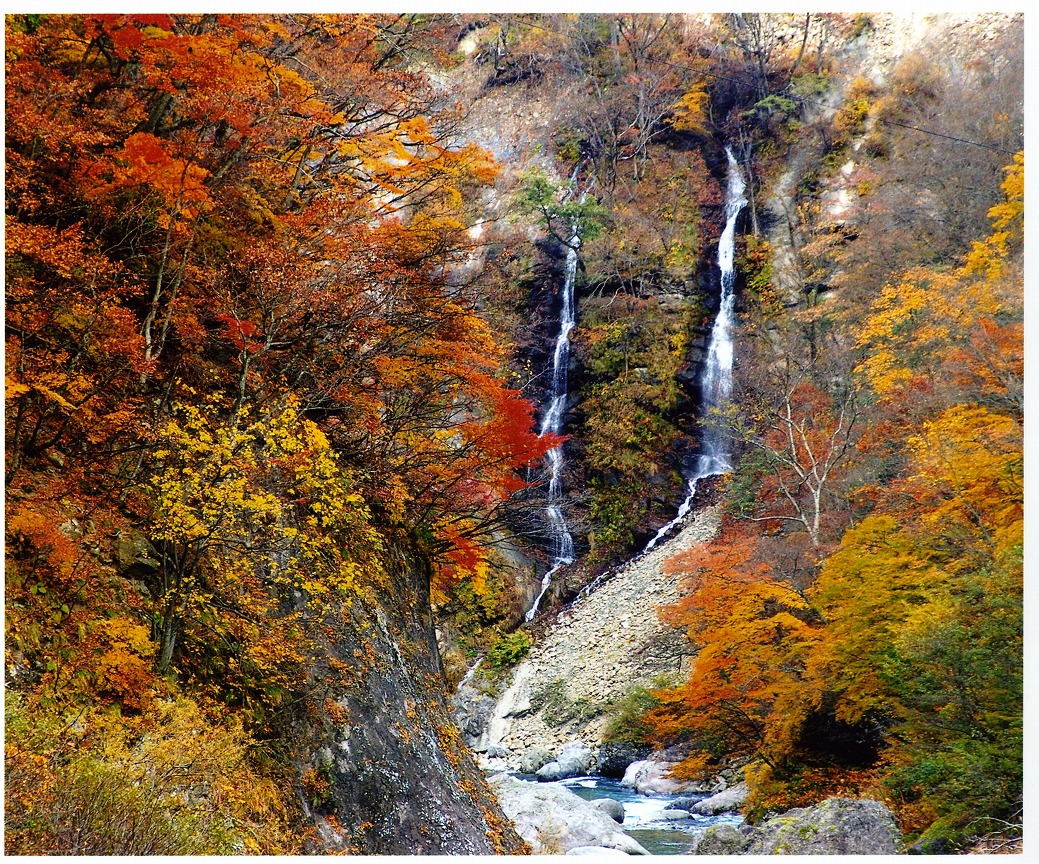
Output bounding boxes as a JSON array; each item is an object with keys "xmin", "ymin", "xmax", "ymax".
[{"xmin": 451, "ymin": 495, "xmax": 913, "ymax": 857}]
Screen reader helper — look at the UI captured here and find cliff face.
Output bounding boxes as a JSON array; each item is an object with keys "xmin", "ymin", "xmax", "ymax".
[
  {"xmin": 434, "ymin": 44, "xmax": 726, "ymax": 578},
  {"xmin": 289, "ymin": 546, "xmax": 526, "ymax": 854}
]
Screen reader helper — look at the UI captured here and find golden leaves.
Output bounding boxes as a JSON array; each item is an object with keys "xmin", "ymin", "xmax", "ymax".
[
  {"xmin": 905, "ymin": 404, "xmax": 1022, "ymax": 563},
  {"xmin": 855, "ymin": 153, "xmax": 1023, "ymax": 404},
  {"xmin": 987, "ymin": 151, "xmax": 1023, "ymax": 236},
  {"xmin": 669, "ymin": 82, "xmax": 709, "ymax": 133}
]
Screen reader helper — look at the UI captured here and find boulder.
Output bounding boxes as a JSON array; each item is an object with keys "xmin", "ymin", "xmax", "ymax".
[
  {"xmin": 620, "ymin": 759, "xmax": 647, "ymax": 787},
  {"xmin": 692, "ymin": 797, "xmax": 902, "ymax": 855},
  {"xmin": 665, "ymin": 795, "xmax": 707, "ymax": 812},
  {"xmin": 450, "ymin": 689, "xmax": 496, "ymax": 750},
  {"xmin": 619, "ymin": 758, "xmax": 687, "ymax": 794},
  {"xmin": 489, "ymin": 774, "xmax": 649, "ymax": 855},
  {"xmin": 596, "ymin": 742, "xmax": 649, "ymax": 779},
  {"xmin": 591, "ymin": 798, "xmax": 625, "ymax": 824},
  {"xmin": 114, "ymin": 529, "xmax": 161, "ymax": 574},
  {"xmin": 744, "ymin": 797, "xmax": 903, "ymax": 855},
  {"xmin": 478, "ymin": 744, "xmax": 510, "ymax": 773},
  {"xmin": 693, "ymin": 824, "xmax": 752, "ymax": 855},
  {"xmin": 909, "ymin": 836, "xmax": 957, "ymax": 855},
  {"xmin": 566, "ymin": 846, "xmax": 628, "ymax": 856},
  {"xmin": 536, "ymin": 742, "xmax": 594, "ymax": 781},
  {"xmin": 519, "ymin": 745, "xmax": 553, "ymax": 775},
  {"xmin": 655, "ymin": 810, "xmax": 692, "ymax": 822},
  {"xmin": 690, "ymin": 782, "xmax": 747, "ymax": 815}
]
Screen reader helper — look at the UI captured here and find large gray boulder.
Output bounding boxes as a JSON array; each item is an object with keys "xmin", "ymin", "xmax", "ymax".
[
  {"xmin": 489, "ymin": 774, "xmax": 649, "ymax": 855},
  {"xmin": 519, "ymin": 745, "xmax": 553, "ymax": 775},
  {"xmin": 619, "ymin": 758, "xmax": 688, "ymax": 794},
  {"xmin": 692, "ymin": 824, "xmax": 752, "ymax": 855},
  {"xmin": 746, "ymin": 798, "xmax": 903, "ymax": 855},
  {"xmin": 536, "ymin": 741, "xmax": 595, "ymax": 781},
  {"xmin": 694, "ymin": 797, "xmax": 903, "ymax": 855},
  {"xmin": 596, "ymin": 742, "xmax": 648, "ymax": 779},
  {"xmin": 690, "ymin": 781, "xmax": 748, "ymax": 815},
  {"xmin": 665, "ymin": 795, "xmax": 708, "ymax": 812}
]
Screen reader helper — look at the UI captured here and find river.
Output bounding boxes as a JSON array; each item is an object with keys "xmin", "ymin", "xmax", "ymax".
[{"xmin": 514, "ymin": 774, "xmax": 744, "ymax": 855}]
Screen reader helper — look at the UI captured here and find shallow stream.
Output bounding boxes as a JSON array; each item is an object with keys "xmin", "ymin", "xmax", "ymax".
[{"xmin": 518, "ymin": 775, "xmax": 744, "ymax": 855}]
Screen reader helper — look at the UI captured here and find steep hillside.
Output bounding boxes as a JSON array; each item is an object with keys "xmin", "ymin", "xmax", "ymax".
[
  {"xmin": 439, "ymin": 11, "xmax": 1023, "ymax": 853},
  {"xmin": 4, "ymin": 14, "xmax": 532, "ymax": 854},
  {"xmin": 485, "ymin": 505, "xmax": 721, "ymax": 758}
]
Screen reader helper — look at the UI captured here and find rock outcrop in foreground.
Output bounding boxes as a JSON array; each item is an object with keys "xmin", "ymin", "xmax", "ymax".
[
  {"xmin": 291, "ymin": 551, "xmax": 525, "ymax": 854},
  {"xmin": 694, "ymin": 797, "xmax": 903, "ymax": 855}
]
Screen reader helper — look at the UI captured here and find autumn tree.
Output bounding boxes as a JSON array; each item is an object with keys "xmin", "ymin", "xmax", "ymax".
[
  {"xmin": 547, "ymin": 14, "xmax": 711, "ymax": 187},
  {"xmin": 806, "ymin": 403, "xmax": 1022, "ymax": 840},
  {"xmin": 648, "ymin": 523, "xmax": 827, "ymax": 801},
  {"xmin": 646, "ymin": 152, "xmax": 1022, "ymax": 839},
  {"xmin": 6, "ymin": 12, "xmax": 554, "ymax": 753}
]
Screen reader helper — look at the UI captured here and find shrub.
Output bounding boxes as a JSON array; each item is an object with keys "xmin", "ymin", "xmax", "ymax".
[
  {"xmin": 46, "ymin": 760, "xmax": 209, "ymax": 855},
  {"xmin": 486, "ymin": 630, "xmax": 531, "ymax": 671},
  {"xmin": 4, "ymin": 694, "xmax": 300, "ymax": 855},
  {"xmin": 601, "ymin": 685, "xmax": 661, "ymax": 745},
  {"xmin": 529, "ymin": 679, "xmax": 605, "ymax": 728}
]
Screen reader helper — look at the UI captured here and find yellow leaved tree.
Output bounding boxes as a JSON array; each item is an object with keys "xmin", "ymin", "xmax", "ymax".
[{"xmin": 147, "ymin": 394, "xmax": 382, "ymax": 691}]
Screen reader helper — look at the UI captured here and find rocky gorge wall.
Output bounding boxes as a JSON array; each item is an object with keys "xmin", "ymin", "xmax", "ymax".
[{"xmin": 288, "ymin": 547, "xmax": 526, "ymax": 854}]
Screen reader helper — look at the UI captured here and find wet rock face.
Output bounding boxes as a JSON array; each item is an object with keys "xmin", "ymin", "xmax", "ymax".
[
  {"xmin": 290, "ymin": 548, "xmax": 526, "ymax": 855},
  {"xmin": 452, "ymin": 688, "xmax": 498, "ymax": 751},
  {"xmin": 596, "ymin": 742, "xmax": 649, "ymax": 779}
]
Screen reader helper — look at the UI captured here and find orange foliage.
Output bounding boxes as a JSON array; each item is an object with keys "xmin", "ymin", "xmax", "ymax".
[
  {"xmin": 648, "ymin": 526, "xmax": 824, "ymax": 779},
  {"xmin": 645, "ymin": 153, "xmax": 1023, "ymax": 833},
  {"xmin": 5, "ymin": 10, "xmax": 546, "ymax": 775}
]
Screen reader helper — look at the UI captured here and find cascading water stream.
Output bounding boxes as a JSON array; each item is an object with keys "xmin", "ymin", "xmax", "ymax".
[
  {"xmin": 644, "ymin": 148, "xmax": 747, "ymax": 553},
  {"xmin": 525, "ymin": 223, "xmax": 580, "ymax": 622}
]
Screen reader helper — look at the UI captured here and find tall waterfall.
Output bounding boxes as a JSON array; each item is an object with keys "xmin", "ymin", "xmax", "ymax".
[
  {"xmin": 644, "ymin": 148, "xmax": 747, "ymax": 552},
  {"xmin": 525, "ymin": 226, "xmax": 579, "ymax": 622}
]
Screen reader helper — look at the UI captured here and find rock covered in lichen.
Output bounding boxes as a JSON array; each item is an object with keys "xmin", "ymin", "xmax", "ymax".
[{"xmin": 694, "ymin": 797, "xmax": 902, "ymax": 855}]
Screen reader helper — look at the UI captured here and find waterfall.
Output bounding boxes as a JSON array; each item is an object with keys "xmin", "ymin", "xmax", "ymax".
[
  {"xmin": 525, "ymin": 223, "xmax": 580, "ymax": 622},
  {"xmin": 457, "ymin": 657, "xmax": 482, "ymax": 690},
  {"xmin": 644, "ymin": 148, "xmax": 747, "ymax": 552}
]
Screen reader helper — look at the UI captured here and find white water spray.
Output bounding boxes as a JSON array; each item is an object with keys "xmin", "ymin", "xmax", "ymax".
[
  {"xmin": 644, "ymin": 148, "xmax": 747, "ymax": 552},
  {"xmin": 525, "ymin": 222, "xmax": 580, "ymax": 622},
  {"xmin": 457, "ymin": 657, "xmax": 482, "ymax": 690}
]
